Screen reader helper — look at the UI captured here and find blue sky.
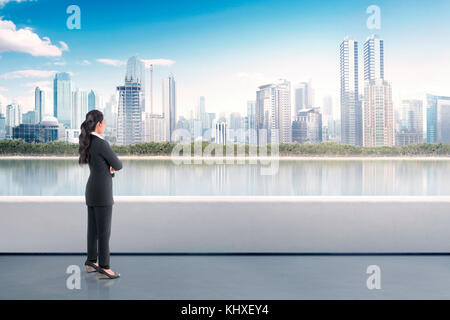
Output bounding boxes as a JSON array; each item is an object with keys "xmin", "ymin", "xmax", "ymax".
[{"xmin": 0, "ymin": 0, "xmax": 449, "ymax": 118}]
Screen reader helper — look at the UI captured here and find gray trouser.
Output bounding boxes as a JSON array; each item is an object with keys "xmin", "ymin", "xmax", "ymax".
[{"xmin": 86, "ymin": 205, "xmax": 112, "ymax": 269}]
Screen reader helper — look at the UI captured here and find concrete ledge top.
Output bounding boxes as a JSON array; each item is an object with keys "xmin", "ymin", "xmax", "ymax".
[
  {"xmin": 0, "ymin": 195, "xmax": 449, "ymax": 203},
  {"xmin": 1, "ymin": 156, "xmax": 450, "ymax": 161}
]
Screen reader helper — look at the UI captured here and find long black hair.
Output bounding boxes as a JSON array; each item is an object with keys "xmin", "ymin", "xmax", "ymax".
[{"xmin": 78, "ymin": 110, "xmax": 104, "ymax": 165}]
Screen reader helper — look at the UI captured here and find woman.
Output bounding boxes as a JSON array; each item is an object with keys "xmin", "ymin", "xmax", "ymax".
[{"xmin": 78, "ymin": 110, "xmax": 122, "ymax": 279}]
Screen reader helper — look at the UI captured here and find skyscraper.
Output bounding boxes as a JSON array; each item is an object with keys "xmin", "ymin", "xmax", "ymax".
[
  {"xmin": 189, "ymin": 119, "xmax": 200, "ymax": 140},
  {"xmin": 426, "ymin": 94, "xmax": 450, "ymax": 143},
  {"xmin": 228, "ymin": 112, "xmax": 245, "ymax": 144},
  {"xmin": 34, "ymin": 87, "xmax": 45, "ymax": 124},
  {"xmin": 197, "ymin": 96, "xmax": 210, "ymax": 133},
  {"xmin": 0, "ymin": 113, "xmax": 6, "ymax": 140},
  {"xmin": 88, "ymin": 90, "xmax": 97, "ymax": 111},
  {"xmin": 148, "ymin": 64, "xmax": 153, "ymax": 114},
  {"xmin": 292, "ymin": 108, "xmax": 322, "ymax": 144},
  {"xmin": 256, "ymin": 79, "xmax": 292, "ymax": 144},
  {"xmin": 53, "ymin": 72, "xmax": 72, "ymax": 128},
  {"xmin": 322, "ymin": 95, "xmax": 333, "ymax": 141},
  {"xmin": 126, "ymin": 55, "xmax": 145, "ymax": 84},
  {"xmin": 22, "ymin": 110, "xmax": 36, "ymax": 124},
  {"xmin": 364, "ymin": 34, "xmax": 384, "ymax": 81},
  {"xmin": 162, "ymin": 73, "xmax": 176, "ymax": 142},
  {"xmin": 6, "ymin": 103, "xmax": 21, "ymax": 138},
  {"xmin": 72, "ymin": 89, "xmax": 88, "ymax": 130},
  {"xmin": 322, "ymin": 95, "xmax": 333, "ymax": 119},
  {"xmin": 294, "ymin": 81, "xmax": 314, "ymax": 114},
  {"xmin": 143, "ymin": 113, "xmax": 167, "ymax": 142},
  {"xmin": 116, "ymin": 56, "xmax": 144, "ymax": 145},
  {"xmin": 229, "ymin": 112, "xmax": 243, "ymax": 130},
  {"xmin": 247, "ymin": 100, "xmax": 257, "ymax": 145},
  {"xmin": 196, "ymin": 96, "xmax": 205, "ymax": 120},
  {"xmin": 395, "ymin": 99, "xmax": 423, "ymax": 145},
  {"xmin": 362, "ymin": 80, "xmax": 394, "ymax": 147},
  {"xmin": 215, "ymin": 121, "xmax": 227, "ymax": 144},
  {"xmin": 103, "ymin": 94, "xmax": 116, "ymax": 135},
  {"xmin": 362, "ymin": 34, "xmax": 394, "ymax": 147},
  {"xmin": 340, "ymin": 37, "xmax": 362, "ymax": 146},
  {"xmin": 126, "ymin": 55, "xmax": 145, "ymax": 112}
]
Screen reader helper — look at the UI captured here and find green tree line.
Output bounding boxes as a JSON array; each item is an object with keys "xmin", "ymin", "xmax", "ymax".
[{"xmin": 0, "ymin": 139, "xmax": 449, "ymax": 156}]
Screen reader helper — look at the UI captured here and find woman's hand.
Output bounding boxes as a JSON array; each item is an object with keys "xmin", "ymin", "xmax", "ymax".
[{"xmin": 110, "ymin": 166, "xmax": 115, "ymax": 174}]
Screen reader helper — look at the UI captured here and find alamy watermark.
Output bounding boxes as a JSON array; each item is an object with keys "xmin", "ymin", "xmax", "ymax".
[
  {"xmin": 366, "ymin": 5, "xmax": 381, "ymax": 30},
  {"xmin": 366, "ymin": 265, "xmax": 381, "ymax": 290},
  {"xmin": 66, "ymin": 265, "xmax": 81, "ymax": 290},
  {"xmin": 169, "ymin": 128, "xmax": 280, "ymax": 175},
  {"xmin": 66, "ymin": 5, "xmax": 81, "ymax": 30}
]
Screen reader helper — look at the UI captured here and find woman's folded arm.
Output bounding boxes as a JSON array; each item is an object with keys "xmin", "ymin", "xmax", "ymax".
[{"xmin": 100, "ymin": 141, "xmax": 122, "ymax": 171}]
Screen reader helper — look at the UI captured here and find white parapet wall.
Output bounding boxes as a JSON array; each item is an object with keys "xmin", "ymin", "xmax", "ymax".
[{"xmin": 0, "ymin": 196, "xmax": 449, "ymax": 253}]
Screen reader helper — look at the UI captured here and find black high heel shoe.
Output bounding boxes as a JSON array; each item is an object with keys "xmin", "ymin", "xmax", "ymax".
[
  {"xmin": 84, "ymin": 261, "xmax": 99, "ymax": 273},
  {"xmin": 97, "ymin": 267, "xmax": 120, "ymax": 279}
]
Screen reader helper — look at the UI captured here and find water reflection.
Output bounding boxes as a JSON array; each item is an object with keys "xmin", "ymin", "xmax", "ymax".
[{"xmin": 0, "ymin": 159, "xmax": 448, "ymax": 196}]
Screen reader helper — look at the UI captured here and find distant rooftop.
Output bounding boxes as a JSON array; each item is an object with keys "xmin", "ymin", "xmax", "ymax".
[{"xmin": 40, "ymin": 116, "xmax": 58, "ymax": 126}]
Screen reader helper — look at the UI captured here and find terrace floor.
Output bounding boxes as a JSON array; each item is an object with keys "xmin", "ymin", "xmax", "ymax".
[{"xmin": 1, "ymin": 254, "xmax": 450, "ymax": 300}]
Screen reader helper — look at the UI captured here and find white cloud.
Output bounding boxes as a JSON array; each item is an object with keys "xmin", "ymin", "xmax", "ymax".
[
  {"xmin": 0, "ymin": 69, "xmax": 57, "ymax": 79},
  {"xmin": 23, "ymin": 80, "xmax": 51, "ymax": 88},
  {"xmin": 53, "ymin": 61, "xmax": 66, "ymax": 66},
  {"xmin": 141, "ymin": 58, "xmax": 175, "ymax": 68},
  {"xmin": 80, "ymin": 59, "xmax": 91, "ymax": 65},
  {"xmin": 96, "ymin": 58, "xmax": 126, "ymax": 67},
  {"xmin": 97, "ymin": 57, "xmax": 176, "ymax": 68},
  {"xmin": 0, "ymin": 93, "xmax": 8, "ymax": 112},
  {"xmin": 236, "ymin": 72, "xmax": 265, "ymax": 80},
  {"xmin": 22, "ymin": 82, "xmax": 52, "ymax": 98},
  {"xmin": 0, "ymin": 18, "xmax": 67, "ymax": 57},
  {"xmin": 0, "ymin": 0, "xmax": 33, "ymax": 8},
  {"xmin": 59, "ymin": 41, "xmax": 69, "ymax": 52},
  {"xmin": 0, "ymin": 86, "xmax": 7, "ymax": 91},
  {"xmin": 15, "ymin": 95, "xmax": 34, "ymax": 110},
  {"xmin": 235, "ymin": 71, "xmax": 281, "ymax": 85}
]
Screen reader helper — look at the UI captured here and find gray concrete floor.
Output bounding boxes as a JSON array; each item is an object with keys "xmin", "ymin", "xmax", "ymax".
[{"xmin": 1, "ymin": 255, "xmax": 450, "ymax": 299}]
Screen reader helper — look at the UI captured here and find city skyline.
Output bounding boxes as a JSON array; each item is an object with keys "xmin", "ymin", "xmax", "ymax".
[
  {"xmin": 0, "ymin": 0, "xmax": 449, "ymax": 120},
  {"xmin": 2, "ymin": 32, "xmax": 448, "ymax": 145}
]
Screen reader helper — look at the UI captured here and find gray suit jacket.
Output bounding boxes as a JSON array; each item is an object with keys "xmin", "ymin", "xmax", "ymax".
[{"xmin": 85, "ymin": 134, "xmax": 123, "ymax": 206}]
